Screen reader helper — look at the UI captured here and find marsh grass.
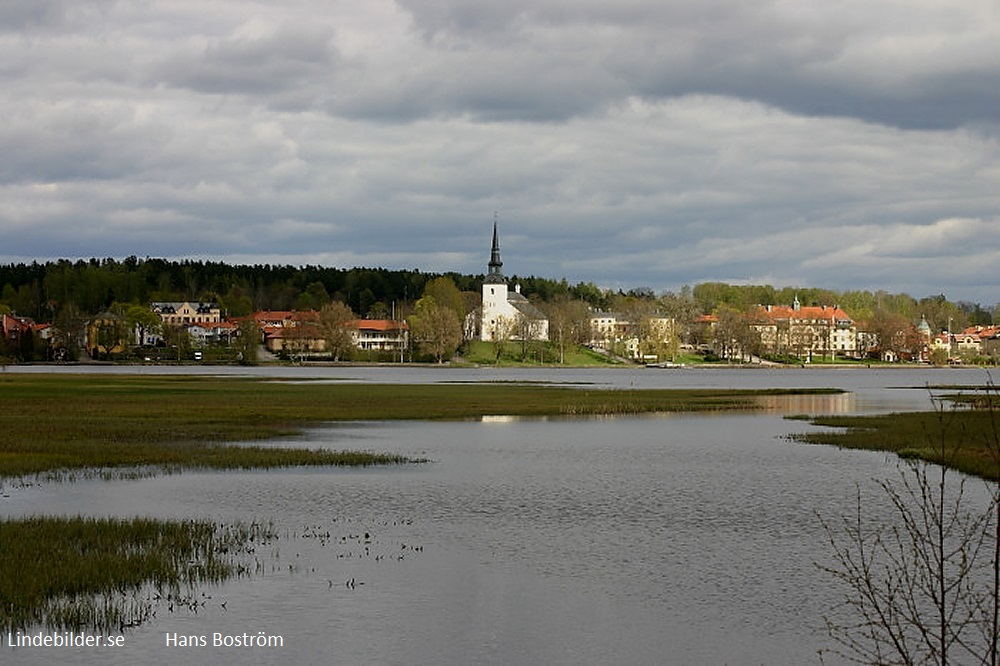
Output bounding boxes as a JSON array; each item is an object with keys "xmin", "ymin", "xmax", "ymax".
[
  {"xmin": 0, "ymin": 373, "xmax": 841, "ymax": 478},
  {"xmin": 0, "ymin": 516, "xmax": 274, "ymax": 631},
  {"xmin": 793, "ymin": 408, "xmax": 1000, "ymax": 480}
]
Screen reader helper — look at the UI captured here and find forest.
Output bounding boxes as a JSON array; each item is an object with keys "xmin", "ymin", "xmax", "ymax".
[{"xmin": 0, "ymin": 256, "xmax": 995, "ymax": 336}]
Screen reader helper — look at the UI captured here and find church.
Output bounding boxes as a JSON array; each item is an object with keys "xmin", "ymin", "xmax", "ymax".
[{"xmin": 480, "ymin": 222, "xmax": 549, "ymax": 342}]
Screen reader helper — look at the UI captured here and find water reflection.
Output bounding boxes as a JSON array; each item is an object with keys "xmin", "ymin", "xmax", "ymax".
[
  {"xmin": 755, "ymin": 391, "xmax": 857, "ymax": 414},
  {"xmin": 478, "ymin": 392, "xmax": 858, "ymax": 423}
]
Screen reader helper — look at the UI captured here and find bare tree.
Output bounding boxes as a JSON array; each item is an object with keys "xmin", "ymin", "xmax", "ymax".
[
  {"xmin": 317, "ymin": 301, "xmax": 356, "ymax": 362},
  {"xmin": 818, "ymin": 391, "xmax": 1000, "ymax": 665},
  {"xmin": 544, "ymin": 296, "xmax": 597, "ymax": 363},
  {"xmin": 870, "ymin": 309, "xmax": 911, "ymax": 360},
  {"xmin": 233, "ymin": 318, "xmax": 259, "ymax": 365},
  {"xmin": 488, "ymin": 315, "xmax": 516, "ymax": 362}
]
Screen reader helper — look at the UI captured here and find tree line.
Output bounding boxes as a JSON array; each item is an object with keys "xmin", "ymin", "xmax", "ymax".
[
  {"xmin": 1, "ymin": 257, "xmax": 993, "ymax": 329},
  {"xmin": 0, "ymin": 257, "xmax": 613, "ymax": 322}
]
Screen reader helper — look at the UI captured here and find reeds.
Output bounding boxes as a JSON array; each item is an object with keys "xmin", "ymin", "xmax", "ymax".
[
  {"xmin": 0, "ymin": 516, "xmax": 275, "ymax": 631},
  {"xmin": 793, "ymin": 409, "xmax": 1000, "ymax": 480}
]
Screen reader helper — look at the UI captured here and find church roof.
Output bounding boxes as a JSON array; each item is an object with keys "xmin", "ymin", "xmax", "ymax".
[
  {"xmin": 484, "ymin": 219, "xmax": 507, "ymax": 284},
  {"xmin": 508, "ymin": 290, "xmax": 547, "ymax": 321}
]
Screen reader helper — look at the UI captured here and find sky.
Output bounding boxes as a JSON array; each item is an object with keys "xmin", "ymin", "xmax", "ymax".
[{"xmin": 2, "ymin": 1, "xmax": 999, "ymax": 305}]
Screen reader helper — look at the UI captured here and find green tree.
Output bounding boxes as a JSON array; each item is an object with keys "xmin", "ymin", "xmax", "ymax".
[
  {"xmin": 219, "ymin": 285, "xmax": 255, "ymax": 317},
  {"xmin": 422, "ymin": 277, "xmax": 465, "ymax": 322},
  {"xmin": 294, "ymin": 281, "xmax": 331, "ymax": 311},
  {"xmin": 409, "ymin": 296, "xmax": 462, "ymax": 363},
  {"xmin": 123, "ymin": 304, "xmax": 162, "ymax": 347},
  {"xmin": 367, "ymin": 301, "xmax": 390, "ymax": 320},
  {"xmin": 93, "ymin": 314, "xmax": 128, "ymax": 360}
]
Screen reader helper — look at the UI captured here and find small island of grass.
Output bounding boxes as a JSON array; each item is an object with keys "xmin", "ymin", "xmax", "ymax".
[
  {"xmin": 792, "ymin": 393, "xmax": 1000, "ymax": 480},
  {"xmin": 0, "ymin": 373, "xmax": 844, "ymax": 478}
]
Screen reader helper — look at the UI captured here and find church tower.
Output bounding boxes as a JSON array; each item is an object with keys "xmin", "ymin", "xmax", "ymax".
[{"xmin": 481, "ymin": 219, "xmax": 509, "ymax": 341}]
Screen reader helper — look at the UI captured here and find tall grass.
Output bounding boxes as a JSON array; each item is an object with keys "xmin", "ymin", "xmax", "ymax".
[{"xmin": 0, "ymin": 516, "xmax": 275, "ymax": 631}]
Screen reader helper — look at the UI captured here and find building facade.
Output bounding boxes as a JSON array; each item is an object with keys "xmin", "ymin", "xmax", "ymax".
[
  {"xmin": 479, "ymin": 222, "xmax": 549, "ymax": 342},
  {"xmin": 150, "ymin": 302, "xmax": 222, "ymax": 327},
  {"xmin": 752, "ymin": 297, "xmax": 858, "ymax": 360}
]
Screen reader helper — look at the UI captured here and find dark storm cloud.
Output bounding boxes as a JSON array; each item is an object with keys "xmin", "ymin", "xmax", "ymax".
[
  {"xmin": 1, "ymin": 0, "xmax": 998, "ymax": 303},
  {"xmin": 395, "ymin": 0, "xmax": 1000, "ymax": 129}
]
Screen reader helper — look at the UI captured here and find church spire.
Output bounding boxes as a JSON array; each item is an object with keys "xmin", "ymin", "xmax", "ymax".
[{"xmin": 486, "ymin": 213, "xmax": 505, "ymax": 283}]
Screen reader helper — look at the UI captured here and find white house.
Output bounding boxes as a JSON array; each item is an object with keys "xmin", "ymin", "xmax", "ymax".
[{"xmin": 479, "ymin": 223, "xmax": 548, "ymax": 342}]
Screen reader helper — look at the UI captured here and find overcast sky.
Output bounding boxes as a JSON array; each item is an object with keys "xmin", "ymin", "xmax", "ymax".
[{"xmin": 2, "ymin": 1, "xmax": 999, "ymax": 304}]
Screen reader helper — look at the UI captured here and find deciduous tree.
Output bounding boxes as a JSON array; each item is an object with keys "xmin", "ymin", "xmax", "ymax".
[
  {"xmin": 317, "ymin": 301, "xmax": 356, "ymax": 362},
  {"xmin": 409, "ymin": 296, "xmax": 462, "ymax": 363}
]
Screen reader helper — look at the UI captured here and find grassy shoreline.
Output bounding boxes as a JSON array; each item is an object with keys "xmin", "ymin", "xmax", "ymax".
[
  {"xmin": 792, "ymin": 400, "xmax": 1000, "ymax": 480},
  {"xmin": 1, "ymin": 373, "xmax": 842, "ymax": 479}
]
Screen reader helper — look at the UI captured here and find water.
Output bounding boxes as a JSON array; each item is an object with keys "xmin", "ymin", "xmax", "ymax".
[{"xmin": 2, "ymin": 366, "xmax": 997, "ymax": 664}]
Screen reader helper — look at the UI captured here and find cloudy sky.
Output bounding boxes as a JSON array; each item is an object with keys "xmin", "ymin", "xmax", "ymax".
[{"xmin": 2, "ymin": 1, "xmax": 999, "ymax": 304}]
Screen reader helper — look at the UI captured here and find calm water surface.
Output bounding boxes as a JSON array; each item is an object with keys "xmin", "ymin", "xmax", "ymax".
[{"xmin": 2, "ymin": 366, "xmax": 997, "ymax": 665}]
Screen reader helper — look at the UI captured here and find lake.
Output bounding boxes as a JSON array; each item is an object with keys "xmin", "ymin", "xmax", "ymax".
[{"xmin": 2, "ymin": 365, "xmax": 997, "ymax": 664}]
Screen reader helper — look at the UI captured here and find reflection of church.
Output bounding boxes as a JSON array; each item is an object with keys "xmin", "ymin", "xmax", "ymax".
[{"xmin": 479, "ymin": 222, "xmax": 549, "ymax": 342}]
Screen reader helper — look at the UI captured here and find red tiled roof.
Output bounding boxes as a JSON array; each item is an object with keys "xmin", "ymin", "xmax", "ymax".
[
  {"xmin": 755, "ymin": 304, "xmax": 852, "ymax": 322},
  {"xmin": 348, "ymin": 319, "xmax": 408, "ymax": 332}
]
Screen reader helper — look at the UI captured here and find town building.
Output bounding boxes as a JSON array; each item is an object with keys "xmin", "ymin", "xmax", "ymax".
[
  {"xmin": 250, "ymin": 310, "xmax": 407, "ymax": 356},
  {"xmin": 752, "ymin": 297, "xmax": 858, "ymax": 360},
  {"xmin": 588, "ymin": 311, "xmax": 677, "ymax": 361},
  {"xmin": 150, "ymin": 302, "xmax": 222, "ymax": 327},
  {"xmin": 1, "ymin": 313, "xmax": 34, "ymax": 346},
  {"xmin": 348, "ymin": 319, "xmax": 409, "ymax": 352},
  {"xmin": 479, "ymin": 222, "xmax": 549, "ymax": 342}
]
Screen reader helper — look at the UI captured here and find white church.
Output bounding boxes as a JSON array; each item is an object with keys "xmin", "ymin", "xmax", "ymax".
[{"xmin": 480, "ymin": 222, "xmax": 549, "ymax": 342}]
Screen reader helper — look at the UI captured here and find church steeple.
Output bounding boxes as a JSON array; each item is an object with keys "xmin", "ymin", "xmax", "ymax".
[{"xmin": 485, "ymin": 215, "xmax": 505, "ymax": 284}]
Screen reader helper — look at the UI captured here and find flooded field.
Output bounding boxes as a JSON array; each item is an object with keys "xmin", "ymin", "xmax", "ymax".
[{"xmin": 2, "ymin": 366, "xmax": 995, "ymax": 664}]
